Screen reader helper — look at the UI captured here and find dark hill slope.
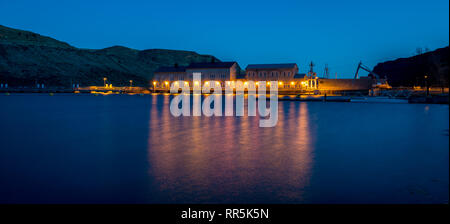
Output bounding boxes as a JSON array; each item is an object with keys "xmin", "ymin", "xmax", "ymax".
[
  {"xmin": 0, "ymin": 25, "xmax": 218, "ymax": 87},
  {"xmin": 373, "ymin": 46, "xmax": 449, "ymax": 87}
]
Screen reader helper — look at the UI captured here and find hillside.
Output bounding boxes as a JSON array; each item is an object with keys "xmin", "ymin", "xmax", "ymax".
[
  {"xmin": 0, "ymin": 25, "xmax": 219, "ymax": 87},
  {"xmin": 372, "ymin": 46, "xmax": 449, "ymax": 87}
]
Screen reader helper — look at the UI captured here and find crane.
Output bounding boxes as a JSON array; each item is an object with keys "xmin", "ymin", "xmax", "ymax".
[
  {"xmin": 354, "ymin": 61, "xmax": 391, "ymax": 88},
  {"xmin": 354, "ymin": 61, "xmax": 380, "ymax": 80}
]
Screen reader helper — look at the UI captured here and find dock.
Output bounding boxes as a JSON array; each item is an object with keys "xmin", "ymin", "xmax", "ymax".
[{"xmin": 279, "ymin": 95, "xmax": 351, "ymax": 102}]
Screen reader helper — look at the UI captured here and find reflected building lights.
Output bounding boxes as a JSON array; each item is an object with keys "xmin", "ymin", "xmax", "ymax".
[{"xmin": 146, "ymin": 96, "xmax": 315, "ymax": 203}]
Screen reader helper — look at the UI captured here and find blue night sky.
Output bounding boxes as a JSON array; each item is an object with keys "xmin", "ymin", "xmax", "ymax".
[{"xmin": 0, "ymin": 0, "xmax": 448, "ymax": 77}]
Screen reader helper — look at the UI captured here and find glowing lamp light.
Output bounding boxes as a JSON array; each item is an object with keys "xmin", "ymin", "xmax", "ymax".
[
  {"xmin": 165, "ymin": 81, "xmax": 169, "ymax": 86},
  {"xmin": 291, "ymin": 82, "xmax": 295, "ymax": 85},
  {"xmin": 278, "ymin": 81, "xmax": 283, "ymax": 86},
  {"xmin": 216, "ymin": 81, "xmax": 220, "ymax": 85},
  {"xmin": 267, "ymin": 82, "xmax": 270, "ymax": 86},
  {"xmin": 244, "ymin": 82, "xmax": 248, "ymax": 86},
  {"xmin": 255, "ymin": 82, "xmax": 259, "ymax": 86},
  {"xmin": 194, "ymin": 81, "xmax": 199, "ymax": 85},
  {"xmin": 153, "ymin": 81, "xmax": 157, "ymax": 86},
  {"xmin": 205, "ymin": 81, "xmax": 209, "ymax": 85},
  {"xmin": 184, "ymin": 81, "xmax": 189, "ymax": 85}
]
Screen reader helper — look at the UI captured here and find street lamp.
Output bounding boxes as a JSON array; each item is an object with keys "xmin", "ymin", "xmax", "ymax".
[
  {"xmin": 129, "ymin": 80, "xmax": 133, "ymax": 88},
  {"xmin": 103, "ymin": 77, "xmax": 107, "ymax": 87}
]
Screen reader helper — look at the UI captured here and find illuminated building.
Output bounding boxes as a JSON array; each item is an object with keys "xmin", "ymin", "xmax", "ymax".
[
  {"xmin": 154, "ymin": 62, "xmax": 377, "ymax": 92},
  {"xmin": 153, "ymin": 61, "xmax": 241, "ymax": 89}
]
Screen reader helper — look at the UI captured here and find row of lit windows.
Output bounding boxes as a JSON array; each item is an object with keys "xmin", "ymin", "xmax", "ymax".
[
  {"xmin": 203, "ymin": 74, "xmax": 227, "ymax": 79},
  {"xmin": 155, "ymin": 74, "xmax": 185, "ymax": 81},
  {"xmin": 153, "ymin": 81, "xmax": 226, "ymax": 87},
  {"xmin": 155, "ymin": 73, "xmax": 229, "ymax": 81},
  {"xmin": 246, "ymin": 71, "xmax": 292, "ymax": 78},
  {"xmin": 153, "ymin": 80, "xmax": 314, "ymax": 88}
]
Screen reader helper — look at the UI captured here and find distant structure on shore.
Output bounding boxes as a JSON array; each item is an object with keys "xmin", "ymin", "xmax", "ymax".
[
  {"xmin": 153, "ymin": 61, "xmax": 241, "ymax": 89},
  {"xmin": 153, "ymin": 61, "xmax": 384, "ymax": 93}
]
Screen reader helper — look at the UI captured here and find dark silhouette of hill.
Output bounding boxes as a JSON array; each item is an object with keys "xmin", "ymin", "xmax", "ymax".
[
  {"xmin": 0, "ymin": 25, "xmax": 218, "ymax": 87},
  {"xmin": 373, "ymin": 46, "xmax": 449, "ymax": 87}
]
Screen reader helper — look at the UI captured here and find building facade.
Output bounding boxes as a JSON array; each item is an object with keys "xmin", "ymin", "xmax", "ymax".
[
  {"xmin": 246, "ymin": 63, "xmax": 308, "ymax": 89},
  {"xmin": 186, "ymin": 62, "xmax": 240, "ymax": 88},
  {"xmin": 153, "ymin": 66, "xmax": 187, "ymax": 89},
  {"xmin": 153, "ymin": 62, "xmax": 241, "ymax": 89},
  {"xmin": 245, "ymin": 63, "xmax": 298, "ymax": 81}
]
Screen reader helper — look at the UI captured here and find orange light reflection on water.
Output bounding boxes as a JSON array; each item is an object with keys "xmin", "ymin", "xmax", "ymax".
[{"xmin": 146, "ymin": 95, "xmax": 315, "ymax": 203}]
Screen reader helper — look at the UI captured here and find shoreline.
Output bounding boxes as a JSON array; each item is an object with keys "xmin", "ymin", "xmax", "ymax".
[{"xmin": 1, "ymin": 90, "xmax": 448, "ymax": 104}]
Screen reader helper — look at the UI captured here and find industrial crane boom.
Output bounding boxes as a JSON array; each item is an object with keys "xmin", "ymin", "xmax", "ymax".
[{"xmin": 354, "ymin": 61, "xmax": 380, "ymax": 80}]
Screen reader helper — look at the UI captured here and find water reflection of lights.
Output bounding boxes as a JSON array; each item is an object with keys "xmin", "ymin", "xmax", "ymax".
[{"xmin": 146, "ymin": 95, "xmax": 315, "ymax": 203}]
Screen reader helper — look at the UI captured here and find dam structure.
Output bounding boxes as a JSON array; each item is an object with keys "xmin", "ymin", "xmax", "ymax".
[{"xmin": 153, "ymin": 61, "xmax": 386, "ymax": 95}]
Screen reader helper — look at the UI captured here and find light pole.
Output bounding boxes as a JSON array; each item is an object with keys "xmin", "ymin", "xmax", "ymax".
[
  {"xmin": 103, "ymin": 77, "xmax": 107, "ymax": 87},
  {"xmin": 424, "ymin": 75, "xmax": 429, "ymax": 96},
  {"xmin": 129, "ymin": 80, "xmax": 133, "ymax": 88}
]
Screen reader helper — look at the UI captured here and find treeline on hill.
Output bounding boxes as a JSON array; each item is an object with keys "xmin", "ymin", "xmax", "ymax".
[
  {"xmin": 0, "ymin": 25, "xmax": 218, "ymax": 87},
  {"xmin": 373, "ymin": 46, "xmax": 449, "ymax": 87}
]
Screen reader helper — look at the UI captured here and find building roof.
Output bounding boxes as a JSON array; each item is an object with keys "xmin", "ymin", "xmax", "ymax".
[
  {"xmin": 246, "ymin": 63, "xmax": 298, "ymax": 70},
  {"xmin": 155, "ymin": 61, "xmax": 239, "ymax": 73},
  {"xmin": 154, "ymin": 66, "xmax": 187, "ymax": 73},
  {"xmin": 187, "ymin": 62, "xmax": 237, "ymax": 69},
  {"xmin": 293, "ymin": 73, "xmax": 306, "ymax": 79}
]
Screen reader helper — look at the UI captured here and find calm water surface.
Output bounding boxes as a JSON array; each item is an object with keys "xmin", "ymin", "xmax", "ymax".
[{"xmin": 0, "ymin": 94, "xmax": 448, "ymax": 203}]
